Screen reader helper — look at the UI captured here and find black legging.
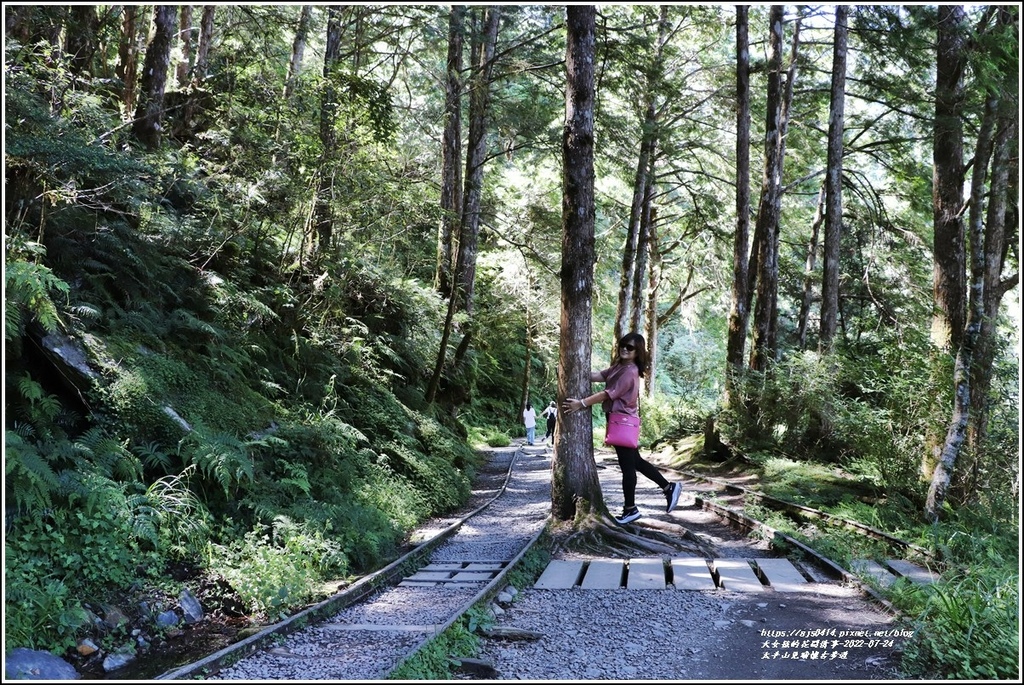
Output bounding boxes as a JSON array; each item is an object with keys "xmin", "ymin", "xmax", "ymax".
[
  {"xmin": 545, "ymin": 416, "xmax": 556, "ymax": 440},
  {"xmin": 614, "ymin": 444, "xmax": 669, "ymax": 509}
]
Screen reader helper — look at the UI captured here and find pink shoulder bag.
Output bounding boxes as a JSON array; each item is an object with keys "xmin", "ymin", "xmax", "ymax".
[{"xmin": 604, "ymin": 412, "xmax": 641, "ymax": 449}]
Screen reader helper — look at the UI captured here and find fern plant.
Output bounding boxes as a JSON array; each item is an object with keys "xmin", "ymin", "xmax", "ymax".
[{"xmin": 4, "ymin": 250, "xmax": 69, "ymax": 343}]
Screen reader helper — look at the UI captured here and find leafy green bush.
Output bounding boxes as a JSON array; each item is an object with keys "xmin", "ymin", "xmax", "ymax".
[
  {"xmin": 207, "ymin": 522, "xmax": 344, "ymax": 621},
  {"xmin": 3, "ymin": 576, "xmax": 88, "ymax": 653}
]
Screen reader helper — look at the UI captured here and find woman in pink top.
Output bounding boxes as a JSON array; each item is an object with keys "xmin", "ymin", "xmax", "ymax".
[{"xmin": 563, "ymin": 333, "xmax": 682, "ymax": 524}]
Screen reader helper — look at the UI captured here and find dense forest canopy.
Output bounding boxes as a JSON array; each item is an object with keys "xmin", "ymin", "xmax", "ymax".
[{"xmin": 3, "ymin": 3, "xmax": 1019, "ymax": 679}]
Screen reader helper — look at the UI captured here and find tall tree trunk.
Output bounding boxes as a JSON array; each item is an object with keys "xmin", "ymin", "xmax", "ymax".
[
  {"xmin": 797, "ymin": 183, "xmax": 825, "ymax": 350},
  {"xmin": 437, "ymin": 5, "xmax": 465, "ymax": 300},
  {"xmin": 931, "ymin": 5, "xmax": 968, "ymax": 355},
  {"xmin": 926, "ymin": 23, "xmax": 986, "ymax": 520},
  {"xmin": 615, "ymin": 120, "xmax": 653, "ymax": 344},
  {"xmin": 176, "ymin": 5, "xmax": 193, "ymax": 87},
  {"xmin": 970, "ymin": 116, "xmax": 1017, "ymax": 455},
  {"xmin": 284, "ymin": 6, "xmax": 313, "ymax": 100},
  {"xmin": 819, "ymin": 4, "xmax": 847, "ymax": 352},
  {"xmin": 427, "ymin": 6, "xmax": 500, "ymax": 404},
  {"xmin": 553, "ymin": 4, "xmax": 604, "ymax": 522},
  {"xmin": 65, "ymin": 5, "xmax": 97, "ymax": 77},
  {"xmin": 629, "ymin": 170, "xmax": 654, "ymax": 335},
  {"xmin": 749, "ymin": 5, "xmax": 794, "ymax": 372},
  {"xmin": 644, "ymin": 208, "xmax": 662, "ymax": 397},
  {"xmin": 615, "ymin": 6, "xmax": 669, "ymax": 348},
  {"xmin": 968, "ymin": 7, "xmax": 1019, "ymax": 479},
  {"xmin": 923, "ymin": 4, "xmax": 968, "ymax": 482},
  {"xmin": 966, "ymin": 40, "xmax": 1015, "ymax": 481},
  {"xmin": 117, "ymin": 6, "xmax": 141, "ymax": 120},
  {"xmin": 313, "ymin": 7, "xmax": 343, "ymax": 255},
  {"xmin": 725, "ymin": 4, "xmax": 751, "ymax": 406},
  {"xmin": 182, "ymin": 6, "xmax": 215, "ymax": 136},
  {"xmin": 132, "ymin": 6, "xmax": 177, "ymax": 150},
  {"xmin": 455, "ymin": 6, "xmax": 499, "ymax": 318},
  {"xmin": 193, "ymin": 6, "xmax": 215, "ymax": 84}
]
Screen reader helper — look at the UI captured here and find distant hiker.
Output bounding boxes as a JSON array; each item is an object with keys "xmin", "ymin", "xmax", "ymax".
[
  {"xmin": 541, "ymin": 401, "xmax": 557, "ymax": 444},
  {"xmin": 522, "ymin": 402, "xmax": 537, "ymax": 445},
  {"xmin": 562, "ymin": 332, "xmax": 682, "ymax": 525}
]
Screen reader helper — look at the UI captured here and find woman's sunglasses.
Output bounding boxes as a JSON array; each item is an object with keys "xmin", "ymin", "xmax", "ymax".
[{"xmin": 622, "ymin": 344, "xmax": 636, "ymax": 352}]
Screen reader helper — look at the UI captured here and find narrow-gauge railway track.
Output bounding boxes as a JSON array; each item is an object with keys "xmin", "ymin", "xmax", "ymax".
[
  {"xmin": 158, "ymin": 445, "xmax": 550, "ymax": 680},
  {"xmin": 155, "ymin": 443, "xmax": 923, "ymax": 680},
  {"xmin": 670, "ymin": 466, "xmax": 936, "ymax": 561},
  {"xmin": 473, "ymin": 447, "xmax": 914, "ymax": 680}
]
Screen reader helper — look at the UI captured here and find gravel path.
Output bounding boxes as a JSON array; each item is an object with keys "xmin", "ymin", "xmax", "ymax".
[
  {"xmin": 472, "ymin": 442, "xmax": 909, "ymax": 681},
  {"xmin": 214, "ymin": 446, "xmax": 550, "ymax": 680},
  {"xmin": 211, "ymin": 442, "xmax": 908, "ymax": 680}
]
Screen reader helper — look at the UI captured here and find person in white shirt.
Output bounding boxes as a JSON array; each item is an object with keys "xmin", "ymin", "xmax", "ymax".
[{"xmin": 522, "ymin": 402, "xmax": 537, "ymax": 445}]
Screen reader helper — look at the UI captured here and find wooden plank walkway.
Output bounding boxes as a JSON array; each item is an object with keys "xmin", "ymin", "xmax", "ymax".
[{"xmin": 534, "ymin": 560, "xmax": 585, "ymax": 589}]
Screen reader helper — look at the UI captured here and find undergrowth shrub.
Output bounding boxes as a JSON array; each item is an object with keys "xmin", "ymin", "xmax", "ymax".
[
  {"xmin": 206, "ymin": 523, "xmax": 336, "ymax": 621},
  {"xmin": 388, "ymin": 606, "xmax": 487, "ymax": 680},
  {"xmin": 897, "ymin": 569, "xmax": 1019, "ymax": 679},
  {"xmin": 721, "ymin": 351, "xmax": 925, "ymax": 498}
]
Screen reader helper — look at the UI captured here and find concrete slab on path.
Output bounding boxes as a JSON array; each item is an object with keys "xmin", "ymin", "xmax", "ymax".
[
  {"xmin": 670, "ymin": 556, "xmax": 717, "ymax": 590},
  {"xmin": 580, "ymin": 559, "xmax": 624, "ymax": 589},
  {"xmin": 534, "ymin": 559, "xmax": 584, "ymax": 589},
  {"xmin": 627, "ymin": 558, "xmax": 667, "ymax": 590},
  {"xmin": 753, "ymin": 558, "xmax": 811, "ymax": 593},
  {"xmin": 713, "ymin": 559, "xmax": 764, "ymax": 592},
  {"xmin": 850, "ymin": 559, "xmax": 897, "ymax": 587},
  {"xmin": 884, "ymin": 559, "xmax": 939, "ymax": 584}
]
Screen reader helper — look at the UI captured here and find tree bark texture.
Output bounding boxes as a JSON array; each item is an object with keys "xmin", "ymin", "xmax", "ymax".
[
  {"xmin": 749, "ymin": 5, "xmax": 789, "ymax": 373},
  {"xmin": 427, "ymin": 6, "xmax": 499, "ymax": 404},
  {"xmin": 970, "ymin": 107, "xmax": 1017, "ymax": 458},
  {"xmin": 797, "ymin": 184, "xmax": 825, "ymax": 350},
  {"xmin": 725, "ymin": 4, "xmax": 751, "ymax": 405},
  {"xmin": 65, "ymin": 5, "xmax": 97, "ymax": 77},
  {"xmin": 438, "ymin": 5, "xmax": 465, "ymax": 300},
  {"xmin": 553, "ymin": 4, "xmax": 604, "ymax": 522},
  {"xmin": 968, "ymin": 6, "xmax": 1019, "ymax": 471},
  {"xmin": 819, "ymin": 4, "xmax": 847, "ymax": 352},
  {"xmin": 926, "ymin": 72, "xmax": 986, "ymax": 520},
  {"xmin": 931, "ymin": 4, "xmax": 967, "ymax": 354},
  {"xmin": 176, "ymin": 6, "xmax": 193, "ymax": 87},
  {"xmin": 644, "ymin": 208, "xmax": 662, "ymax": 397},
  {"xmin": 629, "ymin": 171, "xmax": 654, "ymax": 336},
  {"xmin": 117, "ymin": 6, "xmax": 140, "ymax": 119},
  {"xmin": 923, "ymin": 4, "xmax": 968, "ymax": 483},
  {"xmin": 133, "ymin": 6, "xmax": 177, "ymax": 150},
  {"xmin": 615, "ymin": 6, "xmax": 669, "ymax": 350},
  {"xmin": 314, "ymin": 6, "xmax": 343, "ymax": 252},
  {"xmin": 615, "ymin": 115, "xmax": 653, "ymax": 346},
  {"xmin": 455, "ymin": 6, "xmax": 500, "ymax": 319},
  {"xmin": 193, "ymin": 6, "xmax": 215, "ymax": 84},
  {"xmin": 284, "ymin": 6, "xmax": 312, "ymax": 100}
]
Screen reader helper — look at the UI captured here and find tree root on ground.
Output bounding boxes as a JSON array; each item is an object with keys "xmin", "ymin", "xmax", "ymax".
[{"xmin": 548, "ymin": 511, "xmax": 713, "ymax": 559}]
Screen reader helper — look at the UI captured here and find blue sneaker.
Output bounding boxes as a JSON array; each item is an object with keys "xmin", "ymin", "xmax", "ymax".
[
  {"xmin": 664, "ymin": 482, "xmax": 682, "ymax": 513},
  {"xmin": 615, "ymin": 506, "xmax": 641, "ymax": 525}
]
